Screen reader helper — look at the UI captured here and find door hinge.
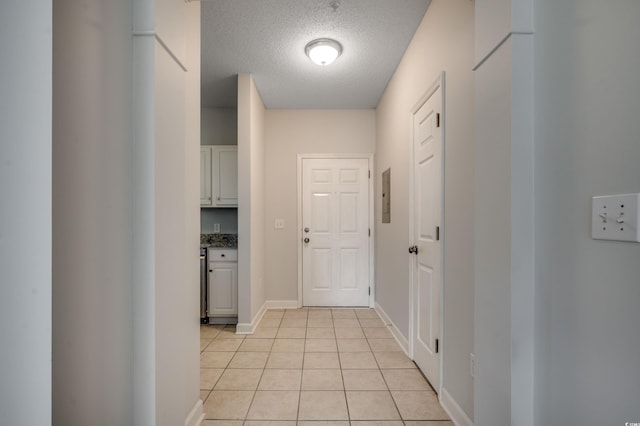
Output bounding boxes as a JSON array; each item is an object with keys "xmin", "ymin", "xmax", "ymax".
[
  {"xmin": 368, "ymin": 169, "xmax": 371, "ymax": 179},
  {"xmin": 368, "ymin": 228, "xmax": 371, "ymax": 237},
  {"xmin": 435, "ymin": 338, "xmax": 439, "ymax": 354},
  {"xmin": 436, "ymin": 113, "xmax": 441, "ymax": 128},
  {"xmin": 436, "ymin": 226, "xmax": 440, "ymax": 241},
  {"xmin": 368, "ymin": 287, "xmax": 371, "ymax": 295}
]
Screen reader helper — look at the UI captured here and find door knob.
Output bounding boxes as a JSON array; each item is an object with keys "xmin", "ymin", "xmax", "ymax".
[
  {"xmin": 304, "ymin": 227, "xmax": 310, "ymax": 233},
  {"xmin": 304, "ymin": 237, "xmax": 310, "ymax": 243},
  {"xmin": 408, "ymin": 245, "xmax": 418, "ymax": 254}
]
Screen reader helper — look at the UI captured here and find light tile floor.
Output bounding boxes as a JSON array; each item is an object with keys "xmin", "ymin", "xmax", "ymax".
[{"xmin": 200, "ymin": 308, "xmax": 452, "ymax": 426}]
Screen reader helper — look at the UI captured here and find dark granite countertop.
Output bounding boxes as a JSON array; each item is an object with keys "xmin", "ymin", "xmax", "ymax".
[{"xmin": 200, "ymin": 233, "xmax": 238, "ymax": 248}]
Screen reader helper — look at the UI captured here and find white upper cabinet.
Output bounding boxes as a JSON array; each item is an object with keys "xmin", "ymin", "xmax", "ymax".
[
  {"xmin": 200, "ymin": 146, "xmax": 213, "ymax": 206},
  {"xmin": 201, "ymin": 145, "xmax": 237, "ymax": 208},
  {"xmin": 212, "ymin": 146, "xmax": 238, "ymax": 207}
]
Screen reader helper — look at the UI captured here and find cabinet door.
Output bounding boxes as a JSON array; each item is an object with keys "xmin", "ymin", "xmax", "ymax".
[
  {"xmin": 200, "ymin": 146, "xmax": 213, "ymax": 206},
  {"xmin": 212, "ymin": 146, "xmax": 237, "ymax": 207},
  {"xmin": 208, "ymin": 262, "xmax": 238, "ymax": 316}
]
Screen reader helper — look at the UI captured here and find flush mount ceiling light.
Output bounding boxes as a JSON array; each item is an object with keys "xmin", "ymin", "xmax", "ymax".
[{"xmin": 305, "ymin": 38, "xmax": 343, "ymax": 66}]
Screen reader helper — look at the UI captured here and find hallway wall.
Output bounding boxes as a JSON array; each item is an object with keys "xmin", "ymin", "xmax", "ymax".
[{"xmin": 374, "ymin": 0, "xmax": 475, "ymax": 421}]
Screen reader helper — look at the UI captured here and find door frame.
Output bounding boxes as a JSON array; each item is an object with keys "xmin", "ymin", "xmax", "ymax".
[
  {"xmin": 297, "ymin": 153, "xmax": 375, "ymax": 308},
  {"xmin": 408, "ymin": 72, "xmax": 446, "ymax": 392}
]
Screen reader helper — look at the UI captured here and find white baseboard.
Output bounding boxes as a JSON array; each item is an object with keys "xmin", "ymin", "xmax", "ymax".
[
  {"xmin": 374, "ymin": 302, "xmax": 410, "ymax": 355},
  {"xmin": 440, "ymin": 387, "xmax": 473, "ymax": 426},
  {"xmin": 265, "ymin": 300, "xmax": 299, "ymax": 309},
  {"xmin": 236, "ymin": 301, "xmax": 268, "ymax": 334},
  {"xmin": 184, "ymin": 398, "xmax": 204, "ymax": 426}
]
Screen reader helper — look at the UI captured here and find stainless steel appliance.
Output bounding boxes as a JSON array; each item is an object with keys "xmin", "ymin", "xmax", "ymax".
[{"xmin": 199, "ymin": 247, "xmax": 208, "ymax": 324}]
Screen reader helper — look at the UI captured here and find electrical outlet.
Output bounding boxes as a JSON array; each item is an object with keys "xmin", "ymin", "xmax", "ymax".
[
  {"xmin": 470, "ymin": 353, "xmax": 475, "ymax": 378},
  {"xmin": 274, "ymin": 219, "xmax": 285, "ymax": 229},
  {"xmin": 213, "ymin": 223, "xmax": 220, "ymax": 233},
  {"xmin": 592, "ymin": 193, "xmax": 640, "ymax": 242}
]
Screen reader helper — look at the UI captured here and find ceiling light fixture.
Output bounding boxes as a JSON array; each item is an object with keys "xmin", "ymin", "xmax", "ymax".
[{"xmin": 305, "ymin": 38, "xmax": 343, "ymax": 66}]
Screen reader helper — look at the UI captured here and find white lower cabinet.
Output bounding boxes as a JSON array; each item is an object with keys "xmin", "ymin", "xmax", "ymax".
[{"xmin": 207, "ymin": 249, "xmax": 238, "ymax": 316}]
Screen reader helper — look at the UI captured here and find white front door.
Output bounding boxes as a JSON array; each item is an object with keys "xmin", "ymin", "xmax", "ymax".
[
  {"xmin": 411, "ymin": 81, "xmax": 443, "ymax": 390},
  {"xmin": 302, "ymin": 158, "xmax": 370, "ymax": 307}
]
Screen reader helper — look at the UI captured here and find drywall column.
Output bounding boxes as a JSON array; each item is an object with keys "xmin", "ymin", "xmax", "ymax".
[
  {"xmin": 237, "ymin": 74, "xmax": 253, "ymax": 327},
  {"xmin": 133, "ymin": 1, "xmax": 202, "ymax": 425},
  {"xmin": 237, "ymin": 74, "xmax": 267, "ymax": 331},
  {"xmin": 183, "ymin": 3, "xmax": 202, "ymax": 424},
  {"xmin": 133, "ymin": 27, "xmax": 156, "ymax": 426},
  {"xmin": 473, "ymin": 1, "xmax": 534, "ymax": 425},
  {"xmin": 0, "ymin": 2, "xmax": 52, "ymax": 425}
]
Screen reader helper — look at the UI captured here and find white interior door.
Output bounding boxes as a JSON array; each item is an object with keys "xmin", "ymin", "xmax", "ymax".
[
  {"xmin": 302, "ymin": 158, "xmax": 370, "ymax": 307},
  {"xmin": 411, "ymin": 82, "xmax": 443, "ymax": 390}
]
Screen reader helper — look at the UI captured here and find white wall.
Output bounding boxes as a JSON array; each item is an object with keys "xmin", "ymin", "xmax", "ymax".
[
  {"xmin": 534, "ymin": 1, "xmax": 640, "ymax": 425},
  {"xmin": 237, "ymin": 74, "xmax": 267, "ymax": 328},
  {"xmin": 0, "ymin": 1, "xmax": 52, "ymax": 425},
  {"xmin": 52, "ymin": 0, "xmax": 134, "ymax": 424},
  {"xmin": 264, "ymin": 110, "xmax": 375, "ymax": 302},
  {"xmin": 374, "ymin": 0, "xmax": 475, "ymax": 421},
  {"xmin": 202, "ymin": 107, "xmax": 237, "ymax": 145}
]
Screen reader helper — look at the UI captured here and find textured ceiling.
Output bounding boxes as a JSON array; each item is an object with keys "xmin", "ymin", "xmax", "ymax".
[{"xmin": 201, "ymin": 0, "xmax": 431, "ymax": 109}]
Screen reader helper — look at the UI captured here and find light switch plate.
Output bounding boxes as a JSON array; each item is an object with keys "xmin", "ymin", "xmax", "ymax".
[
  {"xmin": 274, "ymin": 219, "xmax": 285, "ymax": 229},
  {"xmin": 592, "ymin": 193, "xmax": 640, "ymax": 242},
  {"xmin": 213, "ymin": 223, "xmax": 220, "ymax": 233}
]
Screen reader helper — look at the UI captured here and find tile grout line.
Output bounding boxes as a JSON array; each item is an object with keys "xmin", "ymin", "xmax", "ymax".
[
  {"xmin": 201, "ymin": 308, "xmax": 450, "ymax": 425},
  {"xmin": 334, "ymin": 309, "xmax": 352, "ymax": 424}
]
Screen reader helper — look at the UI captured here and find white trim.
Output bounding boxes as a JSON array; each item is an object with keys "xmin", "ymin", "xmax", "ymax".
[
  {"xmin": 374, "ymin": 302, "xmax": 409, "ymax": 356},
  {"xmin": 408, "ymin": 72, "xmax": 446, "ymax": 393},
  {"xmin": 265, "ymin": 300, "xmax": 299, "ymax": 309},
  {"xmin": 184, "ymin": 399, "xmax": 204, "ymax": 426},
  {"xmin": 132, "ymin": 31, "xmax": 188, "ymax": 72},
  {"xmin": 297, "ymin": 153, "xmax": 376, "ymax": 308},
  {"xmin": 440, "ymin": 387, "xmax": 474, "ymax": 426},
  {"xmin": 236, "ymin": 300, "xmax": 267, "ymax": 334}
]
